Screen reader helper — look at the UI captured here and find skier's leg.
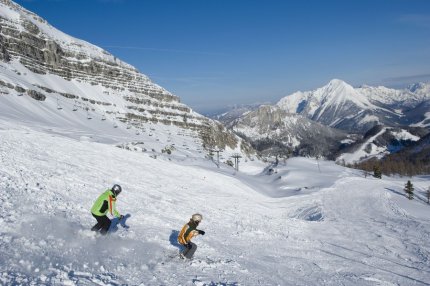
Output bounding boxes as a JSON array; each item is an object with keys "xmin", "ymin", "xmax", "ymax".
[
  {"xmin": 180, "ymin": 244, "xmax": 189, "ymax": 259},
  {"xmin": 184, "ymin": 242, "xmax": 197, "ymax": 259},
  {"xmin": 91, "ymin": 223, "xmax": 101, "ymax": 231},
  {"xmin": 99, "ymin": 215, "xmax": 112, "ymax": 235},
  {"xmin": 91, "ymin": 214, "xmax": 103, "ymax": 231}
]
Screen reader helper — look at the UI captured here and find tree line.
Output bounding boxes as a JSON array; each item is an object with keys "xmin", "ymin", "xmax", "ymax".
[{"xmin": 348, "ymin": 151, "xmax": 430, "ymax": 177}]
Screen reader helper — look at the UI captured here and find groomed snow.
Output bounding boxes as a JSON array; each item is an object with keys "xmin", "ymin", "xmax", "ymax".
[
  {"xmin": 337, "ymin": 128, "xmax": 388, "ymax": 164},
  {"xmin": 1, "ymin": 121, "xmax": 430, "ymax": 285}
]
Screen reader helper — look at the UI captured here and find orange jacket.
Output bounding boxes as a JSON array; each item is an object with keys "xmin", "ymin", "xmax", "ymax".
[{"xmin": 178, "ymin": 220, "xmax": 199, "ymax": 245}]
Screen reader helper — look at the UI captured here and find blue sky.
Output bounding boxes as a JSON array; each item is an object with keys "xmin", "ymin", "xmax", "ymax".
[{"xmin": 15, "ymin": 0, "xmax": 430, "ymax": 114}]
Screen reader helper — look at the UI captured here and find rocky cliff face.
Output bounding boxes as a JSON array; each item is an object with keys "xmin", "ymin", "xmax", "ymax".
[
  {"xmin": 0, "ymin": 0, "xmax": 253, "ymax": 156},
  {"xmin": 0, "ymin": 0, "xmax": 177, "ymax": 107}
]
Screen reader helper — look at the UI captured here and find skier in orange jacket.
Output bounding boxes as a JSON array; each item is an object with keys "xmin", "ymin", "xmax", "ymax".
[{"xmin": 178, "ymin": 213, "xmax": 205, "ymax": 259}]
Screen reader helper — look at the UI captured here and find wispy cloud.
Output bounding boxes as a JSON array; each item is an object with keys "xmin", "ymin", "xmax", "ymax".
[
  {"xmin": 380, "ymin": 73, "xmax": 430, "ymax": 87},
  {"xmin": 398, "ymin": 14, "xmax": 430, "ymax": 29},
  {"xmin": 102, "ymin": 45, "xmax": 225, "ymax": 56}
]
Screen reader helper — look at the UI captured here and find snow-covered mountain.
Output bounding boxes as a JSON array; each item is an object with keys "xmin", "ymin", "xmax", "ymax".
[
  {"xmin": 278, "ymin": 79, "xmax": 377, "ymax": 129},
  {"xmin": 229, "ymin": 105, "xmax": 349, "ymax": 158},
  {"xmin": 337, "ymin": 125, "xmax": 426, "ymax": 165},
  {"xmin": 0, "ymin": 0, "xmax": 254, "ymax": 158},
  {"xmin": 214, "ymin": 79, "xmax": 430, "ymax": 161},
  {"xmin": 408, "ymin": 82, "xmax": 430, "ymax": 97},
  {"xmin": 210, "ymin": 102, "xmax": 266, "ymax": 125},
  {"xmin": 277, "ymin": 79, "xmax": 430, "ymax": 132}
]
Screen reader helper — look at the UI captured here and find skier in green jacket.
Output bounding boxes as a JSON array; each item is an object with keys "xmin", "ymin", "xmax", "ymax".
[{"xmin": 91, "ymin": 184, "xmax": 123, "ymax": 235}]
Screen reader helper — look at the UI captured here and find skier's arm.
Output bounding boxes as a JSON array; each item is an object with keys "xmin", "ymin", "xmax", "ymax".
[
  {"xmin": 197, "ymin": 229, "xmax": 205, "ymax": 235},
  {"xmin": 113, "ymin": 208, "xmax": 121, "ymax": 218},
  {"xmin": 108, "ymin": 196, "xmax": 121, "ymax": 218}
]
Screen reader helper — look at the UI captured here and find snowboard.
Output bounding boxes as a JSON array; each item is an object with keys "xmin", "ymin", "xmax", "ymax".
[{"xmin": 181, "ymin": 242, "xmax": 197, "ymax": 259}]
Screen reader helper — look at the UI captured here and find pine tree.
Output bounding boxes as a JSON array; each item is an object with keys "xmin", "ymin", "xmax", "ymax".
[
  {"xmin": 404, "ymin": 180, "xmax": 414, "ymax": 200},
  {"xmin": 373, "ymin": 165, "xmax": 382, "ymax": 179}
]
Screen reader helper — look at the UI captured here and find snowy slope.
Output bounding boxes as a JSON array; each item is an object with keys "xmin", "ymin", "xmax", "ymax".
[
  {"xmin": 1, "ymin": 121, "xmax": 430, "ymax": 285},
  {"xmin": 337, "ymin": 127, "xmax": 389, "ymax": 164}
]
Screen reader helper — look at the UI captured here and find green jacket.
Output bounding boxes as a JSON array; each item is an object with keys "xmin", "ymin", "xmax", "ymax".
[{"xmin": 91, "ymin": 189, "xmax": 121, "ymax": 218}]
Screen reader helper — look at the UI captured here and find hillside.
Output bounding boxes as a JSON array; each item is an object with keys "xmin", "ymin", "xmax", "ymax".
[
  {"xmin": 0, "ymin": 0, "xmax": 253, "ymax": 158},
  {"xmin": 1, "ymin": 122, "xmax": 430, "ymax": 285},
  {"xmin": 229, "ymin": 105, "xmax": 348, "ymax": 158},
  {"xmin": 337, "ymin": 125, "xmax": 427, "ymax": 164}
]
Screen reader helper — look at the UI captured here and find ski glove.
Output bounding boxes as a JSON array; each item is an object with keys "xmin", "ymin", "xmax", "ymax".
[
  {"xmin": 198, "ymin": 230, "xmax": 205, "ymax": 235},
  {"xmin": 186, "ymin": 242, "xmax": 192, "ymax": 249},
  {"xmin": 119, "ymin": 215, "xmax": 124, "ymax": 220}
]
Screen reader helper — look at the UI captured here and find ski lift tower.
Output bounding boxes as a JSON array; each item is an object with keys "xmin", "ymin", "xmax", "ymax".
[
  {"xmin": 85, "ymin": 104, "xmax": 92, "ymax": 120},
  {"xmin": 56, "ymin": 98, "xmax": 62, "ymax": 110},
  {"xmin": 211, "ymin": 149, "xmax": 220, "ymax": 168},
  {"xmin": 72, "ymin": 100, "xmax": 78, "ymax": 111},
  {"xmin": 232, "ymin": 153, "xmax": 242, "ymax": 171}
]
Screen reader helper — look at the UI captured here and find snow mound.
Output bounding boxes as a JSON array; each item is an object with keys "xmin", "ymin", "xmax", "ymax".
[{"xmin": 290, "ymin": 204, "xmax": 324, "ymax": 222}]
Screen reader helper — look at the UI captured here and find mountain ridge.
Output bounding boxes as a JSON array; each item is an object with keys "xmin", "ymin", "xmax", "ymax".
[
  {"xmin": 276, "ymin": 79, "xmax": 430, "ymax": 132},
  {"xmin": 215, "ymin": 79, "xmax": 430, "ymax": 162}
]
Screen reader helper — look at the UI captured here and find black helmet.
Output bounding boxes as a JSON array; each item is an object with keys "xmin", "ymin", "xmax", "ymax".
[{"xmin": 112, "ymin": 184, "xmax": 122, "ymax": 196}]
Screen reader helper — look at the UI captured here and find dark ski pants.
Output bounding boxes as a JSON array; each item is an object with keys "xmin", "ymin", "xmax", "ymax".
[
  {"xmin": 91, "ymin": 213, "xmax": 111, "ymax": 235},
  {"xmin": 181, "ymin": 242, "xmax": 197, "ymax": 259}
]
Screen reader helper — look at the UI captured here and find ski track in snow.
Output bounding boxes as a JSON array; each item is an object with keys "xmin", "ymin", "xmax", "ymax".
[{"xmin": 1, "ymin": 127, "xmax": 430, "ymax": 285}]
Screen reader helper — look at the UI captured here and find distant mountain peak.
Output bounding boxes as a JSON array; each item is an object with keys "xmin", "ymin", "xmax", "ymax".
[
  {"xmin": 327, "ymin": 78, "xmax": 350, "ymax": 86},
  {"xmin": 408, "ymin": 82, "xmax": 430, "ymax": 93},
  {"xmin": 408, "ymin": 82, "xmax": 426, "ymax": 90},
  {"xmin": 321, "ymin": 79, "xmax": 356, "ymax": 95},
  {"xmin": 275, "ymin": 78, "xmax": 430, "ymax": 132}
]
